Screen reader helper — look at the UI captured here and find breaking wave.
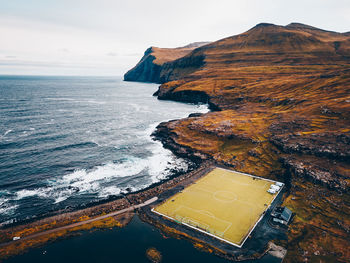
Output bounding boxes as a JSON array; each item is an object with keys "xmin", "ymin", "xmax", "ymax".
[{"xmin": 0, "ymin": 76, "xmax": 209, "ymax": 224}]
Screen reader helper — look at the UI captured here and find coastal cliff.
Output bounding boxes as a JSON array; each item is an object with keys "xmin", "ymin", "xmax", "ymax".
[
  {"xmin": 124, "ymin": 47, "xmax": 163, "ymax": 83},
  {"xmin": 124, "ymin": 42, "xmax": 210, "ymax": 83},
  {"xmin": 127, "ymin": 23, "xmax": 350, "ymax": 262}
]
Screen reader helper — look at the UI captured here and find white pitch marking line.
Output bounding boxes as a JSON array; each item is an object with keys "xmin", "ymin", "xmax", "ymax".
[
  {"xmin": 181, "ymin": 205, "xmax": 233, "ymax": 230},
  {"xmin": 212, "ymin": 190, "xmax": 238, "ymax": 203},
  {"xmin": 152, "ymin": 208, "xmax": 243, "ymax": 248},
  {"xmin": 215, "ymin": 167, "xmax": 282, "ymax": 184},
  {"xmin": 222, "ymin": 221, "xmax": 232, "ymax": 234}
]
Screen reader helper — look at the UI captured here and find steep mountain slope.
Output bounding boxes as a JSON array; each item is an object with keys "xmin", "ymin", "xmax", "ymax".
[
  {"xmin": 124, "ymin": 42, "xmax": 210, "ymax": 83},
  {"xmin": 127, "ymin": 23, "xmax": 350, "ymax": 262},
  {"xmin": 158, "ymin": 23, "xmax": 349, "ymax": 81}
]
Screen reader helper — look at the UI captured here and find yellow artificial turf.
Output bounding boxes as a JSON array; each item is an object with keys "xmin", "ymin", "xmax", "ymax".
[{"xmin": 153, "ymin": 168, "xmax": 280, "ymax": 246}]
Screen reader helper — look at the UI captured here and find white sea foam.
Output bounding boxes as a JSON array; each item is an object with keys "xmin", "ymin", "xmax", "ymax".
[
  {"xmin": 199, "ymin": 104, "xmax": 210, "ymax": 113},
  {"xmin": 147, "ymin": 141, "xmax": 189, "ymax": 183},
  {"xmin": 45, "ymin": 97, "xmax": 75, "ymax": 101},
  {"xmin": 15, "ymin": 185, "xmax": 76, "ymax": 204},
  {"xmin": 128, "ymin": 102, "xmax": 150, "ymax": 112},
  {"xmin": 98, "ymin": 186, "xmax": 121, "ymax": 198},
  {"xmin": 16, "ymin": 189, "xmax": 49, "ymax": 200},
  {"xmin": 148, "ymin": 142, "xmax": 174, "ymax": 175},
  {"xmin": 40, "ymin": 158, "xmax": 149, "ymax": 201},
  {"xmin": 42, "ymin": 140, "xmax": 187, "ymax": 201},
  {"xmin": 62, "ymin": 159, "xmax": 147, "ymax": 184},
  {"xmin": 45, "ymin": 97, "xmax": 105, "ymax": 105},
  {"xmin": 45, "ymin": 118, "xmax": 55, "ymax": 125},
  {"xmin": 3, "ymin": 129, "xmax": 12, "ymax": 136},
  {"xmin": 85, "ymin": 100, "xmax": 106, "ymax": 105},
  {"xmin": 53, "ymin": 194, "xmax": 69, "ymax": 204},
  {"xmin": 0, "ymin": 204, "xmax": 19, "ymax": 215},
  {"xmin": 0, "ymin": 197, "xmax": 8, "ymax": 206},
  {"xmin": 132, "ymin": 122, "xmax": 190, "ymax": 184},
  {"xmin": 0, "ymin": 197, "xmax": 18, "ymax": 215}
]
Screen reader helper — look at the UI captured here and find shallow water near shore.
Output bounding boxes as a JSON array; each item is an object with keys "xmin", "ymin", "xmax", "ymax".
[
  {"xmin": 3, "ymin": 215, "xmax": 280, "ymax": 263},
  {"xmin": 0, "ymin": 76, "xmax": 208, "ymax": 224}
]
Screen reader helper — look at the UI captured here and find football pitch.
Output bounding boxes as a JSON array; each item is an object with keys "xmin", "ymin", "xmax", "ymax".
[{"xmin": 152, "ymin": 167, "xmax": 282, "ymax": 247}]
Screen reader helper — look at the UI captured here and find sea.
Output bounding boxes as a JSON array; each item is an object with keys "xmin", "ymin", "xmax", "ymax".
[
  {"xmin": 3, "ymin": 215, "xmax": 280, "ymax": 263},
  {"xmin": 0, "ymin": 76, "xmax": 208, "ymax": 225},
  {"xmin": 0, "ymin": 76, "xmax": 281, "ymax": 263}
]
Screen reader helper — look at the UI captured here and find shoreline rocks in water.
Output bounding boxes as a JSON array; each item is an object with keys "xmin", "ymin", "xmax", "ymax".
[{"xmin": 146, "ymin": 247, "xmax": 162, "ymax": 263}]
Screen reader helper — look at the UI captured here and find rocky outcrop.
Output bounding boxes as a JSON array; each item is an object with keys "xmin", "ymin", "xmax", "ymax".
[
  {"xmin": 270, "ymin": 133, "xmax": 350, "ymax": 161},
  {"xmin": 268, "ymin": 242, "xmax": 287, "ymax": 259},
  {"xmin": 152, "ymin": 120, "xmax": 210, "ymax": 163},
  {"xmin": 145, "ymin": 247, "xmax": 162, "ymax": 263},
  {"xmin": 281, "ymin": 156, "xmax": 348, "ymax": 190},
  {"xmin": 154, "ymin": 85, "xmax": 220, "ymax": 111}
]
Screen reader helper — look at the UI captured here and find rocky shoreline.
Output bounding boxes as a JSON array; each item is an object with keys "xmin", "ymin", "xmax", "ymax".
[{"xmin": 152, "ymin": 120, "xmax": 211, "ymax": 163}]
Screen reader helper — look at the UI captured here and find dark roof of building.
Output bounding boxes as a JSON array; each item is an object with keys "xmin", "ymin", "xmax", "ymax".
[{"xmin": 281, "ymin": 207, "xmax": 292, "ymax": 222}]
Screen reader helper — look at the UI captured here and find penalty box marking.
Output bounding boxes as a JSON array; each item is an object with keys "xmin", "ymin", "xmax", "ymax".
[
  {"xmin": 152, "ymin": 207, "xmax": 241, "ymax": 247},
  {"xmin": 172, "ymin": 205, "xmax": 233, "ymax": 234},
  {"xmin": 214, "ymin": 173, "xmax": 270, "ymax": 189}
]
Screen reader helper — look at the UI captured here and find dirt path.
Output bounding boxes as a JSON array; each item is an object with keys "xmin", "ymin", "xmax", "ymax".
[{"xmin": 0, "ymin": 197, "xmax": 158, "ymax": 248}]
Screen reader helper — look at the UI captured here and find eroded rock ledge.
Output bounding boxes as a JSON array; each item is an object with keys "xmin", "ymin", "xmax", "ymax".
[{"xmin": 152, "ymin": 120, "xmax": 211, "ymax": 163}]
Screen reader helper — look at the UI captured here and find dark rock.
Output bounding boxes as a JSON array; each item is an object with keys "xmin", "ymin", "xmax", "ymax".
[
  {"xmin": 152, "ymin": 121, "xmax": 210, "ymax": 163},
  {"xmin": 124, "ymin": 48, "xmax": 162, "ymax": 83},
  {"xmin": 146, "ymin": 247, "xmax": 162, "ymax": 263},
  {"xmin": 157, "ymin": 88, "xmax": 221, "ymax": 111},
  {"xmin": 270, "ymin": 133, "xmax": 350, "ymax": 161},
  {"xmin": 188, "ymin": 113, "xmax": 204, "ymax": 118},
  {"xmin": 124, "ymin": 43, "xmax": 208, "ymax": 83},
  {"xmin": 248, "ymin": 149, "xmax": 259, "ymax": 157},
  {"xmin": 280, "ymin": 156, "xmax": 348, "ymax": 191}
]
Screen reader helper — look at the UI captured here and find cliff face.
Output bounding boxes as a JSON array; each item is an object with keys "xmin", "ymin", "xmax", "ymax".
[
  {"xmin": 124, "ymin": 42, "xmax": 210, "ymax": 83},
  {"xmin": 126, "ymin": 23, "xmax": 350, "ymax": 262},
  {"xmin": 124, "ymin": 47, "xmax": 162, "ymax": 83}
]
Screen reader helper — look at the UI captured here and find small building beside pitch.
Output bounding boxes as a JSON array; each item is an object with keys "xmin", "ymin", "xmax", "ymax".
[{"xmin": 271, "ymin": 207, "xmax": 293, "ymax": 225}]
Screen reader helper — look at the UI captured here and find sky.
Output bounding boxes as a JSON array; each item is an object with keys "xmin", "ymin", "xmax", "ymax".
[{"xmin": 0, "ymin": 0, "xmax": 349, "ymax": 76}]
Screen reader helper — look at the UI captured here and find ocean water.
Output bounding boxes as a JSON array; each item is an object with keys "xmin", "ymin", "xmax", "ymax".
[
  {"xmin": 4, "ymin": 215, "xmax": 280, "ymax": 263},
  {"xmin": 0, "ymin": 76, "xmax": 208, "ymax": 225}
]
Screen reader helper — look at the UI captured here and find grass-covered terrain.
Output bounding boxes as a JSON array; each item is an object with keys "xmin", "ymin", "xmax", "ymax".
[{"xmin": 128, "ymin": 22, "xmax": 350, "ymax": 262}]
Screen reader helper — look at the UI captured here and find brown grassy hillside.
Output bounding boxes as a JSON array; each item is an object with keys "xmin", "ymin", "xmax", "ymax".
[{"xmin": 128, "ymin": 23, "xmax": 350, "ymax": 262}]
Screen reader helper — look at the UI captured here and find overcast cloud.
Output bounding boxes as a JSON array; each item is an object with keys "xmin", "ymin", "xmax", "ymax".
[{"xmin": 0, "ymin": 0, "xmax": 349, "ymax": 76}]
